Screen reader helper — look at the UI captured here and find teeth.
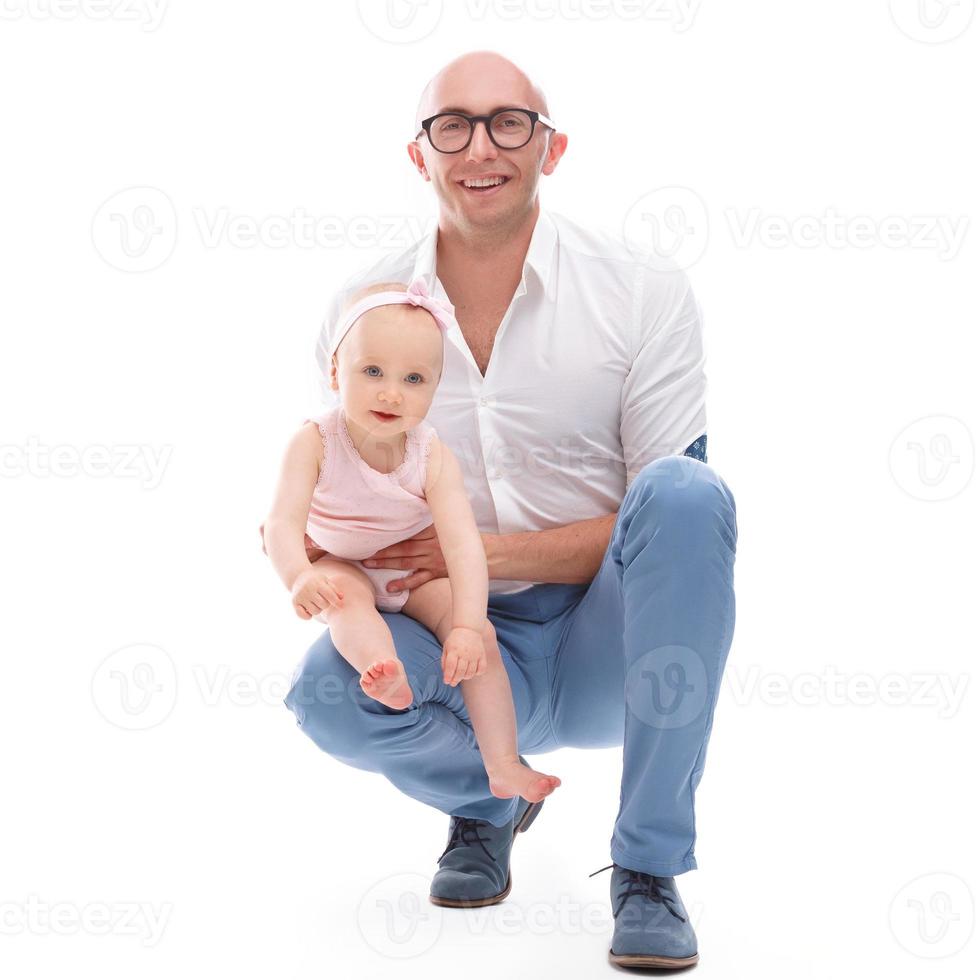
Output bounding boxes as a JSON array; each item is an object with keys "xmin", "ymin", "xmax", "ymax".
[{"xmin": 463, "ymin": 176, "xmax": 506, "ymax": 188}]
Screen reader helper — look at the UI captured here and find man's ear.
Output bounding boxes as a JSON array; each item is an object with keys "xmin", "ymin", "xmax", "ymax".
[
  {"xmin": 407, "ymin": 141, "xmax": 429, "ymax": 180},
  {"xmin": 541, "ymin": 131, "xmax": 568, "ymax": 177}
]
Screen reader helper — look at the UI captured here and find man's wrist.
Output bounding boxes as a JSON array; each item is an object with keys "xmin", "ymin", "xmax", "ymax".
[{"xmin": 481, "ymin": 531, "xmax": 505, "ymax": 574}]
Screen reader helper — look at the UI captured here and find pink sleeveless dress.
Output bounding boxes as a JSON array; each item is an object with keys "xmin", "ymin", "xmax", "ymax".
[{"xmin": 304, "ymin": 405, "xmax": 438, "ymax": 613}]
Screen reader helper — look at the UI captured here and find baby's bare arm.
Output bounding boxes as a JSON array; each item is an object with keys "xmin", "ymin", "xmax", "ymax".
[
  {"xmin": 423, "ymin": 437, "xmax": 488, "ymax": 634},
  {"xmin": 263, "ymin": 423, "xmax": 323, "ymax": 591}
]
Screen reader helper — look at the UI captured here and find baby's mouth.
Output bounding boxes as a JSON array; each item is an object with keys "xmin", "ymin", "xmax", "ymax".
[{"xmin": 371, "ymin": 410, "xmax": 399, "ymax": 421}]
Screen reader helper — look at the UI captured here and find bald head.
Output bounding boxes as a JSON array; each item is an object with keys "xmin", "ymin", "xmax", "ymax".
[{"xmin": 414, "ymin": 50, "xmax": 551, "ymax": 131}]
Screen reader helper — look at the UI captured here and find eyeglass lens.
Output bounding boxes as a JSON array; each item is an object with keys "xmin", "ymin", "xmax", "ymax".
[{"xmin": 429, "ymin": 111, "xmax": 533, "ymax": 151}]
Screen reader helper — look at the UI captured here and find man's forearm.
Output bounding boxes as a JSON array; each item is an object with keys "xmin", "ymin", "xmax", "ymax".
[{"xmin": 482, "ymin": 513, "xmax": 617, "ymax": 585}]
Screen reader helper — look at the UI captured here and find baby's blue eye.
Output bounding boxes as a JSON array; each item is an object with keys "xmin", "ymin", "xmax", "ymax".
[{"xmin": 363, "ymin": 366, "xmax": 424, "ymax": 384}]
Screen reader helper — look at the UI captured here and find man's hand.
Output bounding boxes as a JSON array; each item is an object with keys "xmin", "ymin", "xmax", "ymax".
[
  {"xmin": 360, "ymin": 523, "xmax": 459, "ymax": 593},
  {"xmin": 258, "ymin": 521, "xmax": 326, "ymax": 562},
  {"xmin": 441, "ymin": 626, "xmax": 486, "ymax": 686}
]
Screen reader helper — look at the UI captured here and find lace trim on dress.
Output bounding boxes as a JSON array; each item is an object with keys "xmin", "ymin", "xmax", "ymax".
[
  {"xmin": 417, "ymin": 425, "xmax": 436, "ymax": 485},
  {"xmin": 313, "ymin": 418, "xmax": 331, "ymax": 491},
  {"xmin": 338, "ymin": 411, "xmax": 418, "ymax": 481}
]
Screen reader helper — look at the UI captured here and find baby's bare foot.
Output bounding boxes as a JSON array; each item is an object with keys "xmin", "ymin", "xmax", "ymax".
[
  {"xmin": 487, "ymin": 759, "xmax": 561, "ymax": 803},
  {"xmin": 360, "ymin": 659, "xmax": 413, "ymax": 710}
]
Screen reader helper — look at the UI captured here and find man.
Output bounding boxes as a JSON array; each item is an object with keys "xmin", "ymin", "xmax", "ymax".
[{"xmin": 282, "ymin": 50, "xmax": 737, "ymax": 970}]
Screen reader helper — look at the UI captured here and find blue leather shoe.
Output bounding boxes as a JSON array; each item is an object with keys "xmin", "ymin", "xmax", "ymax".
[
  {"xmin": 429, "ymin": 762, "xmax": 545, "ymax": 909},
  {"xmin": 589, "ymin": 863, "xmax": 699, "ymax": 969}
]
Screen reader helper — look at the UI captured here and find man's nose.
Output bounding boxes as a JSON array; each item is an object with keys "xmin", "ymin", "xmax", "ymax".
[{"xmin": 465, "ymin": 120, "xmax": 498, "ymax": 164}]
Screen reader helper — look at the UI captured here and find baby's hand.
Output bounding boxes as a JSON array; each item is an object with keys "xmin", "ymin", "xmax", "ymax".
[
  {"xmin": 290, "ymin": 568, "xmax": 343, "ymax": 620},
  {"xmin": 441, "ymin": 627, "xmax": 486, "ymax": 686}
]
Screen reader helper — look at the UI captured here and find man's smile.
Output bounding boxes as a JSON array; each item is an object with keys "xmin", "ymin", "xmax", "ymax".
[{"xmin": 457, "ymin": 174, "xmax": 511, "ymax": 196}]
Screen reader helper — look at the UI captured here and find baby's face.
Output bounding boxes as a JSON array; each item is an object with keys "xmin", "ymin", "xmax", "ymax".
[{"xmin": 331, "ymin": 304, "xmax": 444, "ymax": 436}]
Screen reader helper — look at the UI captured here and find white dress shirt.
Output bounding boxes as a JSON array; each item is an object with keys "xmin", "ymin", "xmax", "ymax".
[{"xmin": 314, "ymin": 208, "xmax": 708, "ymax": 594}]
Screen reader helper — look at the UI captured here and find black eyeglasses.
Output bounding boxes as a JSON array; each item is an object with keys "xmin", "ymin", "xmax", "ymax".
[{"xmin": 415, "ymin": 108, "xmax": 556, "ymax": 153}]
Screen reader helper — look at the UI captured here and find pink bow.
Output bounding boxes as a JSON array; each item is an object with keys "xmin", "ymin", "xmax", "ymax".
[{"xmin": 404, "ymin": 275, "xmax": 456, "ymax": 331}]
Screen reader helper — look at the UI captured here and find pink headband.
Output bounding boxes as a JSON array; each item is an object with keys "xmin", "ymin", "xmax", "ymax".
[{"xmin": 328, "ymin": 276, "xmax": 456, "ymax": 369}]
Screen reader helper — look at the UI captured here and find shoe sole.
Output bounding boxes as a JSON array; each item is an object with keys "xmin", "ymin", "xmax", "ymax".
[
  {"xmin": 428, "ymin": 798, "xmax": 545, "ymax": 909},
  {"xmin": 608, "ymin": 949, "xmax": 700, "ymax": 969}
]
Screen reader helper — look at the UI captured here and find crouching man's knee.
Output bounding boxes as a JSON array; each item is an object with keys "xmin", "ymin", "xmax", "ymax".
[{"xmin": 283, "ymin": 633, "xmax": 379, "ymax": 763}]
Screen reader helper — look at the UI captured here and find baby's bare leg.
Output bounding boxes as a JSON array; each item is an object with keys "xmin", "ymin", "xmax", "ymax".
[
  {"xmin": 313, "ymin": 557, "xmax": 412, "ymax": 710},
  {"xmin": 402, "ymin": 580, "xmax": 561, "ymax": 803}
]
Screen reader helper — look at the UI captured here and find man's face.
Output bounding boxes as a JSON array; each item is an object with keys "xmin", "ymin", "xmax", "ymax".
[{"xmin": 408, "ymin": 64, "xmax": 565, "ymax": 231}]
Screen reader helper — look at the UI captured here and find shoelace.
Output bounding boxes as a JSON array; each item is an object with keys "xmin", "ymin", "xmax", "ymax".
[
  {"xmin": 437, "ymin": 816, "xmax": 497, "ymax": 864},
  {"xmin": 588, "ymin": 863, "xmax": 686, "ymax": 922}
]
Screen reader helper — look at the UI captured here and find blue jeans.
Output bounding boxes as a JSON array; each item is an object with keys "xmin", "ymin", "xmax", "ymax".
[{"xmin": 284, "ymin": 455, "xmax": 737, "ymax": 877}]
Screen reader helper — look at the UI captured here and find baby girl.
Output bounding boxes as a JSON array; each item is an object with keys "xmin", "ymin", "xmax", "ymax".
[{"xmin": 263, "ymin": 276, "xmax": 561, "ymax": 805}]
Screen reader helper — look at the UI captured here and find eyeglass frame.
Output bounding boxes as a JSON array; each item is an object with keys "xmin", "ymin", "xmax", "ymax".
[{"xmin": 414, "ymin": 107, "xmax": 557, "ymax": 153}]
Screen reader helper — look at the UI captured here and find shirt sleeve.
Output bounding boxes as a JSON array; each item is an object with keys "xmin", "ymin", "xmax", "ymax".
[{"xmin": 620, "ymin": 259, "xmax": 708, "ymax": 489}]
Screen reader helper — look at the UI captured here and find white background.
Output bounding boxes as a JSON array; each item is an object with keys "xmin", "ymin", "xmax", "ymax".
[{"xmin": 2, "ymin": 1, "xmax": 978, "ymax": 977}]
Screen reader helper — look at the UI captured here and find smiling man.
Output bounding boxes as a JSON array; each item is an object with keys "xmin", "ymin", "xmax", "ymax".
[{"xmin": 283, "ymin": 50, "xmax": 737, "ymax": 970}]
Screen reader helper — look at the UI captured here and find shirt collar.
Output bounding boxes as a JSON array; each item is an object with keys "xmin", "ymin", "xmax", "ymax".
[{"xmin": 410, "ymin": 207, "xmax": 557, "ymax": 299}]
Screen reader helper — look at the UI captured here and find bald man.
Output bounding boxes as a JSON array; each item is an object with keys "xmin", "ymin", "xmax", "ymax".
[{"xmin": 284, "ymin": 50, "xmax": 737, "ymax": 971}]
